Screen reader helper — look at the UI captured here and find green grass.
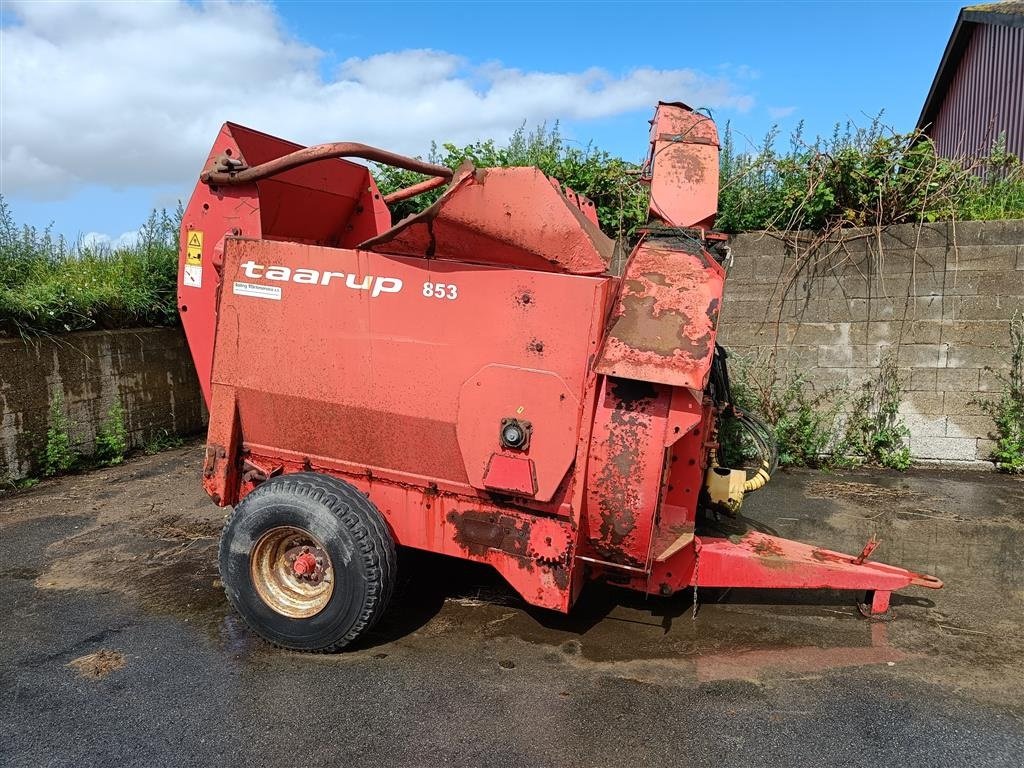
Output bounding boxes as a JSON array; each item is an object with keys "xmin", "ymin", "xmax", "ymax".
[{"xmin": 0, "ymin": 198, "xmax": 180, "ymax": 336}]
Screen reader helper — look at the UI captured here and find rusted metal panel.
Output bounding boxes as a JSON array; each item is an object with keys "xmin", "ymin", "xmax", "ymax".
[
  {"xmin": 360, "ymin": 165, "xmax": 613, "ymax": 274},
  {"xmin": 583, "ymin": 377, "xmax": 672, "ymax": 567},
  {"xmin": 594, "ymin": 240, "xmax": 726, "ymax": 390},
  {"xmin": 643, "ymin": 102, "xmax": 720, "ymax": 229}
]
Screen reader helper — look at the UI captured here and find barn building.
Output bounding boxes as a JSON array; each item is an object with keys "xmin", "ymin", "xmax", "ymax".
[{"xmin": 917, "ymin": 2, "xmax": 1024, "ymax": 160}]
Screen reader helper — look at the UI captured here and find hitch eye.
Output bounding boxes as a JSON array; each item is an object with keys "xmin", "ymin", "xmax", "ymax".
[{"xmin": 499, "ymin": 418, "xmax": 532, "ymax": 451}]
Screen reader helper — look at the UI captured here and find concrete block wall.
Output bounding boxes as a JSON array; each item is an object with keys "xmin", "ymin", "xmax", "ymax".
[
  {"xmin": 718, "ymin": 219, "xmax": 1024, "ymax": 465},
  {"xmin": 0, "ymin": 328, "xmax": 206, "ymax": 481}
]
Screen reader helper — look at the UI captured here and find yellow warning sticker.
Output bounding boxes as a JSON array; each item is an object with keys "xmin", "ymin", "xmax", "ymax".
[{"xmin": 186, "ymin": 230, "xmax": 203, "ymax": 266}]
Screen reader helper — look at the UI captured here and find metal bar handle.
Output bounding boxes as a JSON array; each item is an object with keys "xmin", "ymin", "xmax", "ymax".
[{"xmin": 201, "ymin": 142, "xmax": 453, "ymax": 186}]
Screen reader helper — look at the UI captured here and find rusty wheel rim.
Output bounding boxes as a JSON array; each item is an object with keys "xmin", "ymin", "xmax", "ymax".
[{"xmin": 250, "ymin": 526, "xmax": 334, "ymax": 618}]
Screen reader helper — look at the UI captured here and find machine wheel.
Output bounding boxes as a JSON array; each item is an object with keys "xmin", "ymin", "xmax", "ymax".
[{"xmin": 219, "ymin": 472, "xmax": 396, "ymax": 652}]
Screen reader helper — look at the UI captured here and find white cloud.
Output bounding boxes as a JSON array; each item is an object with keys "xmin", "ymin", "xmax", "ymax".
[
  {"xmin": 767, "ymin": 106, "xmax": 797, "ymax": 120},
  {"xmin": 1, "ymin": 0, "xmax": 755, "ymax": 201},
  {"xmin": 81, "ymin": 230, "xmax": 139, "ymax": 250}
]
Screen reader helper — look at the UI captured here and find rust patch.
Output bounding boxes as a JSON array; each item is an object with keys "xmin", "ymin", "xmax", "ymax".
[
  {"xmin": 527, "ymin": 339, "xmax": 545, "ymax": 355},
  {"xmin": 552, "ymin": 564, "xmax": 570, "ymax": 590},
  {"xmin": 591, "ymin": 382, "xmax": 659, "ymax": 565},
  {"xmin": 669, "ymin": 148, "xmax": 707, "ymax": 184},
  {"xmin": 811, "ymin": 548, "xmax": 848, "ymax": 564},
  {"xmin": 705, "ymin": 297, "xmax": 720, "ymax": 326},
  {"xmin": 750, "ymin": 538, "xmax": 784, "ymax": 557},
  {"xmin": 448, "ymin": 509, "xmax": 531, "ymax": 560},
  {"xmin": 642, "ymin": 272, "xmax": 669, "ymax": 287},
  {"xmin": 614, "ymin": 294, "xmax": 710, "ymax": 360}
]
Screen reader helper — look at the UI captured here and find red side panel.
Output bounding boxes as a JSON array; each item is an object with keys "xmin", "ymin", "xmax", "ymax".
[{"xmin": 178, "ymin": 122, "xmax": 391, "ymax": 406}]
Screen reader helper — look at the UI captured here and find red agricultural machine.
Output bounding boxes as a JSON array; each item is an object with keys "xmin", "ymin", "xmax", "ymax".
[{"xmin": 178, "ymin": 102, "xmax": 941, "ymax": 650}]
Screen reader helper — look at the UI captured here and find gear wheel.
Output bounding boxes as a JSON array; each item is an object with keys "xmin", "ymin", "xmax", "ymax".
[{"xmin": 528, "ymin": 519, "xmax": 569, "ymax": 566}]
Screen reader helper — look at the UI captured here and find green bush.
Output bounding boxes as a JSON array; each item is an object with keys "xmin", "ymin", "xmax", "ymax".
[
  {"xmin": 718, "ymin": 119, "xmax": 1023, "ymax": 234},
  {"xmin": 722, "ymin": 354, "xmax": 917, "ymax": 471},
  {"xmin": 0, "ymin": 198, "xmax": 181, "ymax": 336},
  {"xmin": 143, "ymin": 428, "xmax": 185, "ymax": 455},
  {"xmin": 40, "ymin": 390, "xmax": 76, "ymax": 476},
  {"xmin": 722, "ymin": 357, "xmax": 844, "ymax": 469},
  {"xmin": 836, "ymin": 357, "xmax": 911, "ymax": 470},
  {"xmin": 94, "ymin": 399, "xmax": 128, "ymax": 467},
  {"xmin": 978, "ymin": 313, "xmax": 1024, "ymax": 473}
]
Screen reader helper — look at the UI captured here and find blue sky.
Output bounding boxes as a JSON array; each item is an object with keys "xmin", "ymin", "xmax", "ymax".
[{"xmin": 1, "ymin": 0, "xmax": 965, "ymax": 244}]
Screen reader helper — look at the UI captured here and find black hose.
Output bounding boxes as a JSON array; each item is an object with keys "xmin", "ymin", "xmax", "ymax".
[{"xmin": 709, "ymin": 344, "xmax": 779, "ymax": 485}]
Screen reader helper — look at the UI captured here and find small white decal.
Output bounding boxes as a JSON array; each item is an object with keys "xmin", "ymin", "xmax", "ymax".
[
  {"xmin": 183, "ymin": 264, "xmax": 202, "ymax": 288},
  {"xmin": 233, "ymin": 281, "xmax": 281, "ymax": 301}
]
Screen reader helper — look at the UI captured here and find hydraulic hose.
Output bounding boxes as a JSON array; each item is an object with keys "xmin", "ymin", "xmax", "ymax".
[{"xmin": 709, "ymin": 344, "xmax": 778, "ymax": 494}]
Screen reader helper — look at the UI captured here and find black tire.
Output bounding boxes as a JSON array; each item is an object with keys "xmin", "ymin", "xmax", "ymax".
[{"xmin": 218, "ymin": 472, "xmax": 397, "ymax": 652}]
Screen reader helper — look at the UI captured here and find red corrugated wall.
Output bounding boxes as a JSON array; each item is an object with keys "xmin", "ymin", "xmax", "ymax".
[{"xmin": 930, "ymin": 22, "xmax": 1024, "ymax": 161}]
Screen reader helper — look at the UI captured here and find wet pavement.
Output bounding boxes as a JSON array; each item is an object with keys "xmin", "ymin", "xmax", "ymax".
[{"xmin": 1, "ymin": 443, "xmax": 1022, "ymax": 767}]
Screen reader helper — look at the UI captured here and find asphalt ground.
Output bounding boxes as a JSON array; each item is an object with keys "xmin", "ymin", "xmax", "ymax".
[{"xmin": 1, "ymin": 443, "xmax": 1022, "ymax": 767}]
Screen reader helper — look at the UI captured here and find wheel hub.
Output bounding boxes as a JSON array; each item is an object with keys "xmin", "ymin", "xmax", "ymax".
[{"xmin": 250, "ymin": 526, "xmax": 335, "ymax": 618}]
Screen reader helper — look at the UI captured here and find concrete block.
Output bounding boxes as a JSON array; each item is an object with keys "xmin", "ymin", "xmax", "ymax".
[
  {"xmin": 946, "ymin": 245, "xmax": 1018, "ymax": 271},
  {"xmin": 942, "ymin": 320, "xmax": 1012, "ymax": 346},
  {"xmin": 945, "ymin": 344, "xmax": 1012, "ymax": 369},
  {"xmin": 946, "ymin": 413, "xmax": 996, "ymax": 439},
  {"xmin": 808, "ymin": 367, "xmax": 860, "ymax": 391},
  {"xmin": 1018, "ymin": 245, "xmax": 1024, "ymax": 271},
  {"xmin": 950, "ymin": 219, "xmax": 1024, "ymax": 247},
  {"xmin": 730, "ymin": 232, "xmax": 789, "ymax": 257},
  {"xmin": 976, "ymin": 438, "xmax": 999, "ymax": 460},
  {"xmin": 826, "ymin": 298, "xmax": 870, "ymax": 322},
  {"xmin": 941, "ymin": 270, "xmax": 1022, "ymax": 299},
  {"xmin": 818, "ymin": 344, "xmax": 867, "ymax": 368},
  {"xmin": 946, "ymin": 295, "xmax": 1024, "ymax": 321},
  {"xmin": 978, "ymin": 369, "xmax": 1008, "ymax": 392},
  {"xmin": 871, "ymin": 296, "xmax": 944, "ymax": 322},
  {"xmin": 903, "ymin": 391, "xmax": 946, "ymax": 415},
  {"xmin": 775, "ymin": 345, "xmax": 820, "ymax": 369},
  {"xmin": 786, "ymin": 322, "xmax": 867, "ymax": 346},
  {"xmin": 717, "ymin": 322, "xmax": 775, "ymax": 346},
  {"xmin": 943, "ymin": 391, "xmax": 990, "ymax": 416},
  {"xmin": 909, "ymin": 368, "xmax": 937, "ymax": 391},
  {"xmin": 934, "ymin": 367, "xmax": 980, "ymax": 392},
  {"xmin": 867, "ymin": 320, "xmax": 944, "ymax": 345},
  {"xmin": 909, "ymin": 434, "xmax": 978, "ymax": 461},
  {"xmin": 878, "ymin": 222, "xmax": 950, "ymax": 250},
  {"xmin": 902, "ymin": 413, "xmax": 948, "ymax": 437},
  {"xmin": 888, "ymin": 344, "xmax": 943, "ymax": 368}
]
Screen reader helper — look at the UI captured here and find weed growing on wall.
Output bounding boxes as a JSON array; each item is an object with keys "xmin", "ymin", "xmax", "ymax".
[
  {"xmin": 0, "ymin": 198, "xmax": 181, "ymax": 336},
  {"xmin": 94, "ymin": 399, "xmax": 128, "ymax": 467},
  {"xmin": 41, "ymin": 390, "xmax": 76, "ymax": 476},
  {"xmin": 717, "ymin": 119, "xmax": 1023, "ymax": 234},
  {"xmin": 143, "ymin": 428, "xmax": 185, "ymax": 455},
  {"xmin": 837, "ymin": 356, "xmax": 912, "ymax": 470},
  {"xmin": 978, "ymin": 313, "xmax": 1024, "ymax": 474},
  {"xmin": 721, "ymin": 352, "xmax": 917, "ymax": 471},
  {"xmin": 722, "ymin": 356, "xmax": 845, "ymax": 469}
]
